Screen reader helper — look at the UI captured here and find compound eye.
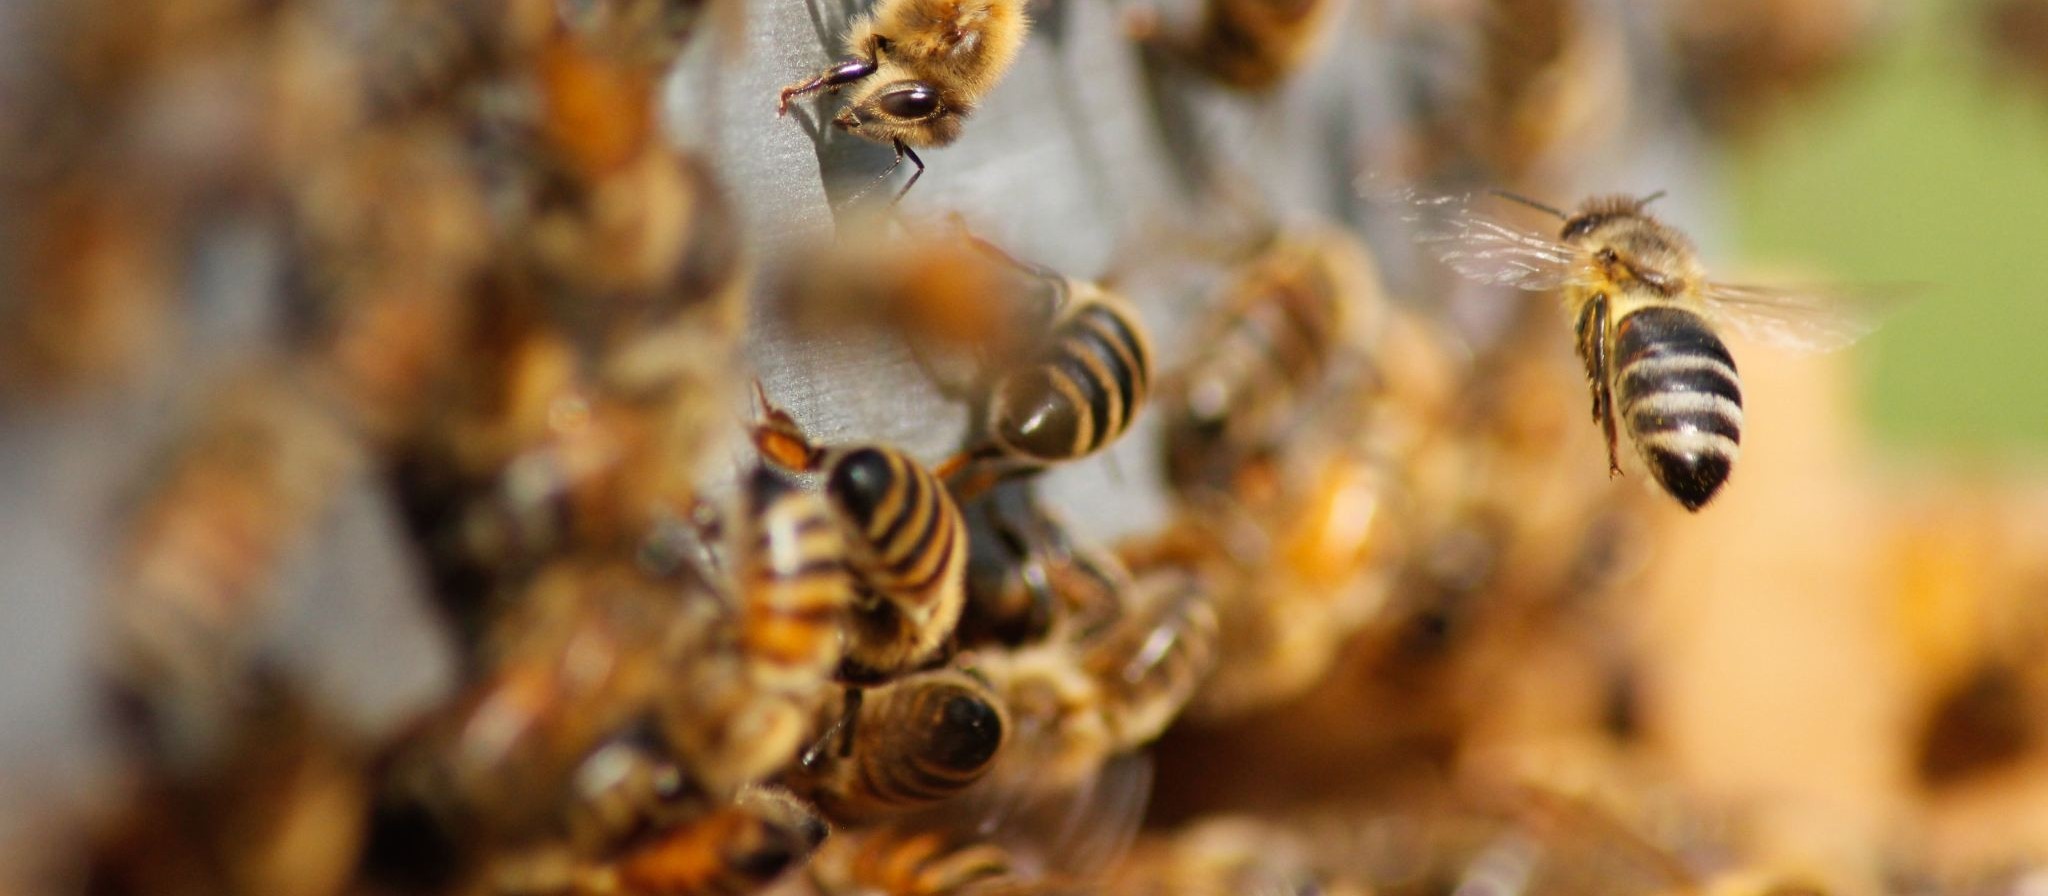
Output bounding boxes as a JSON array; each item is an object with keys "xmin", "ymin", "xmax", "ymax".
[{"xmin": 877, "ymin": 85, "xmax": 941, "ymax": 119}]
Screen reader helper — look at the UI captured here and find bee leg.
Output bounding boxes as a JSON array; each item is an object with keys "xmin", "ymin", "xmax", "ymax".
[
  {"xmin": 889, "ymin": 140, "xmax": 924, "ymax": 204},
  {"xmin": 776, "ymin": 54, "xmax": 880, "ymax": 115},
  {"xmin": 1577, "ymin": 294, "xmax": 1622, "ymax": 477}
]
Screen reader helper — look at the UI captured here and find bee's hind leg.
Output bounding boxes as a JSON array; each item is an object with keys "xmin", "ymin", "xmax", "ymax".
[{"xmin": 1577, "ymin": 294, "xmax": 1623, "ymax": 477}]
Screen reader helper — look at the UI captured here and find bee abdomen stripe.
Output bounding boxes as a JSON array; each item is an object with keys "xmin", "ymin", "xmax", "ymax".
[
  {"xmin": 1629, "ymin": 404, "xmax": 1742, "ymax": 443},
  {"xmin": 1621, "ymin": 390, "xmax": 1744, "ymax": 424},
  {"xmin": 1639, "ymin": 428, "xmax": 1741, "ymax": 457},
  {"xmin": 1613, "ymin": 306, "xmax": 1735, "ymax": 370},
  {"xmin": 1072, "ymin": 313, "xmax": 1140, "ymax": 433},
  {"xmin": 1054, "ymin": 343, "xmax": 1118, "ymax": 453},
  {"xmin": 870, "ymin": 455, "xmax": 924, "ymax": 549}
]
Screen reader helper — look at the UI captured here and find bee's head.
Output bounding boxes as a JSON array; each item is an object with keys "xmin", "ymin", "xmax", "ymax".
[
  {"xmin": 836, "ymin": 80, "xmax": 965, "ymax": 146},
  {"xmin": 1558, "ymin": 191, "xmax": 1667, "ymax": 243}
]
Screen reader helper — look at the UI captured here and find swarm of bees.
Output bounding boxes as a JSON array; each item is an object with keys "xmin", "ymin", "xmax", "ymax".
[{"xmin": 13, "ymin": 0, "xmax": 2048, "ymax": 894}]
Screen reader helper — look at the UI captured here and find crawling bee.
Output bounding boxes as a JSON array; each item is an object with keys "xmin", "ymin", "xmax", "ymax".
[
  {"xmin": 959, "ymin": 481, "xmax": 1129, "ymax": 648},
  {"xmin": 921, "ymin": 236, "xmax": 1153, "ymax": 501},
  {"xmin": 785, "ymin": 667, "xmax": 1009, "ymax": 824},
  {"xmin": 754, "ymin": 398, "xmax": 970, "ymax": 685},
  {"xmin": 977, "ymin": 568, "xmax": 1217, "ymax": 792},
  {"xmin": 775, "ymin": 0, "xmax": 1031, "ymax": 200},
  {"xmin": 1406, "ymin": 190, "xmax": 1885, "ymax": 510}
]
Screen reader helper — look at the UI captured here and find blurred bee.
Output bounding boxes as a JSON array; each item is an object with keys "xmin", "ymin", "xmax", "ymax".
[
  {"xmin": 754, "ymin": 399, "xmax": 969, "ymax": 685},
  {"xmin": 1130, "ymin": 0, "xmax": 1350, "ymax": 92},
  {"xmin": 978, "ymin": 568, "xmax": 1217, "ymax": 791},
  {"xmin": 487, "ymin": 784, "xmax": 828, "ymax": 896},
  {"xmin": 374, "ymin": 560, "xmax": 680, "ymax": 852},
  {"xmin": 805, "ymin": 825, "xmax": 1023, "ymax": 895},
  {"xmin": 1404, "ymin": 190, "xmax": 1885, "ymax": 511},
  {"xmin": 107, "ymin": 372, "xmax": 366, "ymax": 769},
  {"xmin": 1664, "ymin": 0, "xmax": 1883, "ymax": 137},
  {"xmin": 1105, "ymin": 816, "xmax": 1360, "ymax": 896},
  {"xmin": 736, "ymin": 465, "xmax": 856, "ymax": 700},
  {"xmin": 785, "ymin": 667, "xmax": 1009, "ymax": 824},
  {"xmin": 1159, "ymin": 225, "xmax": 1384, "ymax": 508},
  {"xmin": 774, "ymin": 0, "xmax": 1031, "ymax": 200},
  {"xmin": 81, "ymin": 681, "xmax": 370, "ymax": 896}
]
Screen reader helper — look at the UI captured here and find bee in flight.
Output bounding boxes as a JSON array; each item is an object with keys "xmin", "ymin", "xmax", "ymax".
[{"xmin": 1403, "ymin": 189, "xmax": 1887, "ymax": 511}]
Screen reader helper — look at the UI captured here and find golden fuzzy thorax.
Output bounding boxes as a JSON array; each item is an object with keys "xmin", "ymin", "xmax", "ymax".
[{"xmin": 833, "ymin": 0, "xmax": 1027, "ymax": 147}]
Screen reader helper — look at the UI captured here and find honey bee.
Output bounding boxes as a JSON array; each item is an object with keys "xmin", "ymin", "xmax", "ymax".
[
  {"xmin": 774, "ymin": 0, "xmax": 1031, "ymax": 201},
  {"xmin": 737, "ymin": 465, "xmax": 856, "ymax": 699},
  {"xmin": 785, "ymin": 667, "xmax": 1009, "ymax": 824},
  {"xmin": 959, "ymin": 480, "xmax": 1128, "ymax": 648},
  {"xmin": 1403, "ymin": 189, "xmax": 1885, "ymax": 510},
  {"xmin": 754, "ymin": 399, "xmax": 969, "ymax": 685},
  {"xmin": 1159, "ymin": 225, "xmax": 1385, "ymax": 508},
  {"xmin": 919, "ymin": 238, "xmax": 1153, "ymax": 499},
  {"xmin": 805, "ymin": 824, "xmax": 1024, "ymax": 895},
  {"xmin": 487, "ymin": 784, "xmax": 828, "ymax": 896},
  {"xmin": 107, "ymin": 372, "xmax": 367, "ymax": 768},
  {"xmin": 977, "ymin": 568, "xmax": 1217, "ymax": 792},
  {"xmin": 80, "ymin": 681, "xmax": 370, "ymax": 896},
  {"xmin": 373, "ymin": 559, "xmax": 683, "ymax": 854},
  {"xmin": 1133, "ymin": 0, "xmax": 1350, "ymax": 92}
]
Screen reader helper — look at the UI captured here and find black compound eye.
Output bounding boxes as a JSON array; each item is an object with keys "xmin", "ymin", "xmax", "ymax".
[{"xmin": 877, "ymin": 85, "xmax": 941, "ymax": 119}]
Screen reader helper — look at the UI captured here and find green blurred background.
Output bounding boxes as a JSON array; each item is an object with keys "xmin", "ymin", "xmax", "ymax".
[{"xmin": 1732, "ymin": 0, "xmax": 2048, "ymax": 457}]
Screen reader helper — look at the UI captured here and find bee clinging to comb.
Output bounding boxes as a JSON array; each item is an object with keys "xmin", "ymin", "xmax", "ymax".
[
  {"xmin": 1401, "ymin": 188, "xmax": 1890, "ymax": 511},
  {"xmin": 775, "ymin": 0, "xmax": 1031, "ymax": 201}
]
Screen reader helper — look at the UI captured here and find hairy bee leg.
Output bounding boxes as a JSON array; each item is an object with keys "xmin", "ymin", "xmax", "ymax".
[
  {"xmin": 777, "ymin": 54, "xmax": 880, "ymax": 114},
  {"xmin": 1582, "ymin": 295, "xmax": 1623, "ymax": 477}
]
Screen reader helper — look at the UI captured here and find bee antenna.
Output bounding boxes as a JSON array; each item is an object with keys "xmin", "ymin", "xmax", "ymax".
[
  {"xmin": 1637, "ymin": 190, "xmax": 1669, "ymax": 208},
  {"xmin": 1488, "ymin": 190, "xmax": 1570, "ymax": 220}
]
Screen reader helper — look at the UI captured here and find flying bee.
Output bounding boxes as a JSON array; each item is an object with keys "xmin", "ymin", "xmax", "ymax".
[
  {"xmin": 753, "ymin": 397, "xmax": 969, "ymax": 685},
  {"xmin": 1402, "ymin": 189, "xmax": 1887, "ymax": 511},
  {"xmin": 774, "ymin": 0, "xmax": 1030, "ymax": 201},
  {"xmin": 785, "ymin": 667, "xmax": 1009, "ymax": 824}
]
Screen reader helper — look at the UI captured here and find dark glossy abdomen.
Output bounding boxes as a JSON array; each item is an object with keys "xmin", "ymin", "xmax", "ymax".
[{"xmin": 1611, "ymin": 305, "xmax": 1743, "ymax": 511}]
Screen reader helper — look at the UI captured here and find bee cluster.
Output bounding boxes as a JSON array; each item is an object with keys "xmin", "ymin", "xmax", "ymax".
[{"xmin": 6, "ymin": 0, "xmax": 2047, "ymax": 894}]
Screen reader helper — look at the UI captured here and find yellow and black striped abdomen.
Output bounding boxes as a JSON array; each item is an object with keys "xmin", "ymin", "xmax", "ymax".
[
  {"xmin": 792, "ymin": 670, "xmax": 1008, "ymax": 823},
  {"xmin": 824, "ymin": 445, "xmax": 968, "ymax": 679},
  {"xmin": 988, "ymin": 293, "xmax": 1152, "ymax": 465},
  {"xmin": 740, "ymin": 467, "xmax": 851, "ymax": 695},
  {"xmin": 1611, "ymin": 305, "xmax": 1743, "ymax": 511},
  {"xmin": 826, "ymin": 446, "xmax": 967, "ymax": 605}
]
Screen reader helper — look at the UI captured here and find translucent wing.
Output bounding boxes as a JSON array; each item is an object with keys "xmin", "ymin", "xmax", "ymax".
[
  {"xmin": 1700, "ymin": 280, "xmax": 1903, "ymax": 353},
  {"xmin": 1375, "ymin": 185, "xmax": 1579, "ymax": 291}
]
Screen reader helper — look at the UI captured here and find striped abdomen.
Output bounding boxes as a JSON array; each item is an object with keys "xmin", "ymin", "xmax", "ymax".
[
  {"xmin": 792, "ymin": 670, "xmax": 1008, "ymax": 823},
  {"xmin": 824, "ymin": 446, "xmax": 968, "ymax": 679},
  {"xmin": 740, "ymin": 467, "xmax": 851, "ymax": 694},
  {"xmin": 987, "ymin": 290, "xmax": 1153, "ymax": 464},
  {"xmin": 604, "ymin": 786, "xmax": 827, "ymax": 896},
  {"xmin": 1611, "ymin": 305, "xmax": 1743, "ymax": 511}
]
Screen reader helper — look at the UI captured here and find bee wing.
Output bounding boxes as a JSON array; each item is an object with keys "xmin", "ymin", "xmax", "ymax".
[
  {"xmin": 1375, "ymin": 186, "xmax": 1580, "ymax": 291},
  {"xmin": 1699, "ymin": 280, "xmax": 1905, "ymax": 353}
]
